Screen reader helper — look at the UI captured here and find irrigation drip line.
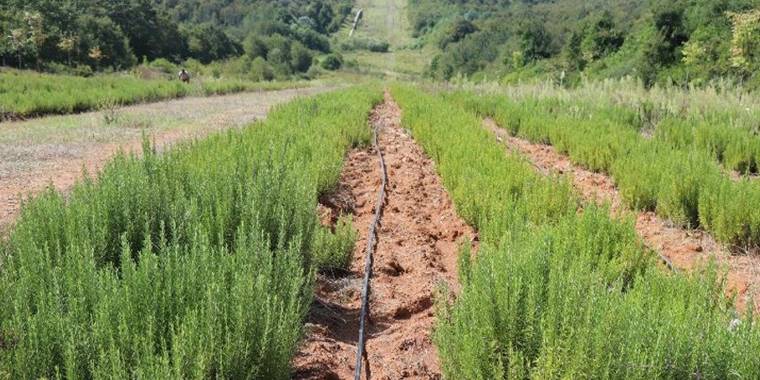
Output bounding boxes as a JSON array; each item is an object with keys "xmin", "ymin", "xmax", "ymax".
[
  {"xmin": 354, "ymin": 117, "xmax": 388, "ymax": 380},
  {"xmin": 659, "ymin": 252, "xmax": 677, "ymax": 273}
]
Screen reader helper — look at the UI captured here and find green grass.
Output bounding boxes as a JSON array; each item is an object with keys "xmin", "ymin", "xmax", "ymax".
[
  {"xmin": 0, "ymin": 69, "xmax": 309, "ymax": 119},
  {"xmin": 447, "ymin": 88, "xmax": 760, "ymax": 248},
  {"xmin": 391, "ymin": 84, "xmax": 760, "ymax": 379},
  {"xmin": 337, "ymin": 0, "xmax": 432, "ymax": 78},
  {"xmin": 0, "ymin": 86, "xmax": 382, "ymax": 379}
]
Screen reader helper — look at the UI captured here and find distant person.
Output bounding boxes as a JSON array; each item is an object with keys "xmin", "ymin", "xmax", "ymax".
[{"xmin": 178, "ymin": 69, "xmax": 190, "ymax": 83}]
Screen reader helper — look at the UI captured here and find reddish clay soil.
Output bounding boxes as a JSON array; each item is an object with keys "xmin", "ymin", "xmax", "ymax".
[
  {"xmin": 484, "ymin": 117, "xmax": 760, "ymax": 312},
  {"xmin": 293, "ymin": 94, "xmax": 475, "ymax": 379}
]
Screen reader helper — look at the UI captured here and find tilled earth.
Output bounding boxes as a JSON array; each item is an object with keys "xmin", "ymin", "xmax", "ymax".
[
  {"xmin": 484, "ymin": 117, "xmax": 760, "ymax": 312},
  {"xmin": 293, "ymin": 94, "xmax": 475, "ymax": 379}
]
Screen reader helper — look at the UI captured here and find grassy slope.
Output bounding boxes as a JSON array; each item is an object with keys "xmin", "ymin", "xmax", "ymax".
[{"xmin": 338, "ymin": 0, "xmax": 433, "ymax": 78}]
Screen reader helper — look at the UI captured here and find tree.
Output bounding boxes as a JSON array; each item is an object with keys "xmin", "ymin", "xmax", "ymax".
[
  {"xmin": 728, "ymin": 9, "xmax": 760, "ymax": 75},
  {"xmin": 4, "ymin": 11, "xmax": 44, "ymax": 68},
  {"xmin": 184, "ymin": 23, "xmax": 240, "ymax": 63},
  {"xmin": 518, "ymin": 20, "xmax": 552, "ymax": 61},
  {"xmin": 104, "ymin": 0, "xmax": 185, "ymax": 61},
  {"xmin": 439, "ymin": 19, "xmax": 478, "ymax": 49},
  {"xmin": 580, "ymin": 12, "xmax": 624, "ymax": 63},
  {"xmin": 77, "ymin": 15, "xmax": 136, "ymax": 69},
  {"xmin": 650, "ymin": 2, "xmax": 689, "ymax": 65},
  {"xmin": 57, "ymin": 35, "xmax": 77, "ymax": 66},
  {"xmin": 250, "ymin": 56, "xmax": 274, "ymax": 81},
  {"xmin": 244, "ymin": 34, "xmax": 268, "ymax": 59},
  {"xmin": 290, "ymin": 41, "xmax": 313, "ymax": 72}
]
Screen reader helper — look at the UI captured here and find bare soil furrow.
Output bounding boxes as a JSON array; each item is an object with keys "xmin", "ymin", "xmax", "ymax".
[
  {"xmin": 293, "ymin": 93, "xmax": 475, "ymax": 379},
  {"xmin": 484, "ymin": 117, "xmax": 760, "ymax": 312}
]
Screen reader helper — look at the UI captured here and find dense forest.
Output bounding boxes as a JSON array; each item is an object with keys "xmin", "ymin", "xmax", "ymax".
[
  {"xmin": 0, "ymin": 0, "xmax": 351, "ymax": 77},
  {"xmin": 411, "ymin": 0, "xmax": 760, "ymax": 88}
]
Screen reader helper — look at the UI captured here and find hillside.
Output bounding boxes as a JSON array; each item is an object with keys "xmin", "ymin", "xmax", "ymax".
[
  {"xmin": 0, "ymin": 0, "xmax": 351, "ymax": 77},
  {"xmin": 410, "ymin": 0, "xmax": 760, "ymax": 88}
]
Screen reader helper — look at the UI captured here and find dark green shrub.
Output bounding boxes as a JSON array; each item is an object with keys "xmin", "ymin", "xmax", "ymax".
[{"xmin": 321, "ymin": 53, "xmax": 343, "ymax": 70}]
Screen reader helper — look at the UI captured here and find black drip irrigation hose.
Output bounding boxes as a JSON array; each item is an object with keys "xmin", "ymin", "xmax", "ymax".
[
  {"xmin": 659, "ymin": 252, "xmax": 677, "ymax": 273},
  {"xmin": 354, "ymin": 118, "xmax": 388, "ymax": 380}
]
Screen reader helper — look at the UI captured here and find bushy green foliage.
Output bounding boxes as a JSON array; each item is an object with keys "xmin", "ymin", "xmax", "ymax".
[
  {"xmin": 0, "ymin": 86, "xmax": 382, "ymax": 378},
  {"xmin": 321, "ymin": 53, "xmax": 344, "ymax": 70},
  {"xmin": 451, "ymin": 89, "xmax": 760, "ymax": 247},
  {"xmin": 0, "ymin": 0, "xmax": 350, "ymax": 76},
  {"xmin": 0, "ymin": 69, "xmax": 307, "ymax": 119},
  {"xmin": 312, "ymin": 216, "xmax": 357, "ymax": 272},
  {"xmin": 412, "ymin": 0, "xmax": 760, "ymax": 87},
  {"xmin": 391, "ymin": 84, "xmax": 760, "ymax": 379},
  {"xmin": 339, "ymin": 38, "xmax": 391, "ymax": 53}
]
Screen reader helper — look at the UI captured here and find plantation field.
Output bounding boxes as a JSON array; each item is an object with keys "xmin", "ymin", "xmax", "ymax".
[
  {"xmin": 0, "ymin": 69, "xmax": 309, "ymax": 120},
  {"xmin": 3, "ymin": 0, "xmax": 760, "ymax": 376},
  {"xmin": 447, "ymin": 82, "xmax": 760, "ymax": 249},
  {"xmin": 391, "ymin": 84, "xmax": 760, "ymax": 378},
  {"xmin": 2, "ymin": 79, "xmax": 760, "ymax": 378},
  {"xmin": 0, "ymin": 86, "xmax": 332, "ymax": 230},
  {"xmin": 0, "ymin": 86, "xmax": 382, "ymax": 378}
]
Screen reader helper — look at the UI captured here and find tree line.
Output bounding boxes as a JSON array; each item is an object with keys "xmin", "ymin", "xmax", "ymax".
[
  {"xmin": 412, "ymin": 0, "xmax": 760, "ymax": 88},
  {"xmin": 0, "ymin": 0, "xmax": 351, "ymax": 76}
]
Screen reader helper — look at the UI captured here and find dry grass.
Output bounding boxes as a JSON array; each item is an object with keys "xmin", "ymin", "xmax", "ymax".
[{"xmin": 0, "ymin": 86, "xmax": 334, "ymax": 228}]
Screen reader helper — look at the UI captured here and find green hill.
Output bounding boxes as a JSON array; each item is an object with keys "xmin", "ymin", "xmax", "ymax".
[{"xmin": 409, "ymin": 0, "xmax": 760, "ymax": 88}]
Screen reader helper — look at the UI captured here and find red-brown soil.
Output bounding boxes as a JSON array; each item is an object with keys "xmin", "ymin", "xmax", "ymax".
[
  {"xmin": 484, "ymin": 117, "xmax": 760, "ymax": 312},
  {"xmin": 293, "ymin": 94, "xmax": 475, "ymax": 379}
]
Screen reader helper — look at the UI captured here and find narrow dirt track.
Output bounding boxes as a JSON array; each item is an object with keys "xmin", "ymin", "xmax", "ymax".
[
  {"xmin": 0, "ymin": 86, "xmax": 331, "ymax": 231},
  {"xmin": 484, "ymin": 117, "xmax": 760, "ymax": 312},
  {"xmin": 293, "ymin": 94, "xmax": 475, "ymax": 379}
]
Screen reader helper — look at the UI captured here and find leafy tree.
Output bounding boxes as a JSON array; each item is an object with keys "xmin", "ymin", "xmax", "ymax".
[
  {"xmin": 250, "ymin": 56, "xmax": 274, "ymax": 80},
  {"xmin": 321, "ymin": 53, "xmax": 343, "ymax": 70},
  {"xmin": 290, "ymin": 42, "xmax": 313, "ymax": 73},
  {"xmin": 650, "ymin": 1, "xmax": 689, "ymax": 65},
  {"xmin": 183, "ymin": 23, "xmax": 240, "ymax": 63},
  {"xmin": 244, "ymin": 34, "xmax": 268, "ymax": 59},
  {"xmin": 728, "ymin": 8, "xmax": 760, "ymax": 75},
  {"xmin": 580, "ymin": 12, "xmax": 624, "ymax": 63},
  {"xmin": 439, "ymin": 19, "xmax": 478, "ymax": 49},
  {"xmin": 77, "ymin": 15, "xmax": 136, "ymax": 69},
  {"xmin": 104, "ymin": 0, "xmax": 185, "ymax": 61},
  {"xmin": 518, "ymin": 20, "xmax": 552, "ymax": 61}
]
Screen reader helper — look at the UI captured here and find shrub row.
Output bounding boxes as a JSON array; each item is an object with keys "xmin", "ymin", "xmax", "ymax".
[
  {"xmin": 0, "ymin": 69, "xmax": 306, "ymax": 119},
  {"xmin": 0, "ymin": 86, "xmax": 382, "ymax": 378},
  {"xmin": 391, "ymin": 85, "xmax": 760, "ymax": 379},
  {"xmin": 339, "ymin": 37, "xmax": 390, "ymax": 53},
  {"xmin": 453, "ymin": 91, "xmax": 760, "ymax": 247}
]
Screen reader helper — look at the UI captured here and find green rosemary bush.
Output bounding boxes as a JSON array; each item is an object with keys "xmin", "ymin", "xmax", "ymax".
[
  {"xmin": 0, "ymin": 86, "xmax": 381, "ymax": 378},
  {"xmin": 450, "ymin": 90, "xmax": 760, "ymax": 248},
  {"xmin": 392, "ymin": 85, "xmax": 760, "ymax": 379}
]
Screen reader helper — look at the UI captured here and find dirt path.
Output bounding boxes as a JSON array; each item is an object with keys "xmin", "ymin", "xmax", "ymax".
[
  {"xmin": 293, "ymin": 94, "xmax": 475, "ymax": 379},
  {"xmin": 0, "ymin": 86, "xmax": 331, "ymax": 231},
  {"xmin": 484, "ymin": 118, "xmax": 760, "ymax": 312}
]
